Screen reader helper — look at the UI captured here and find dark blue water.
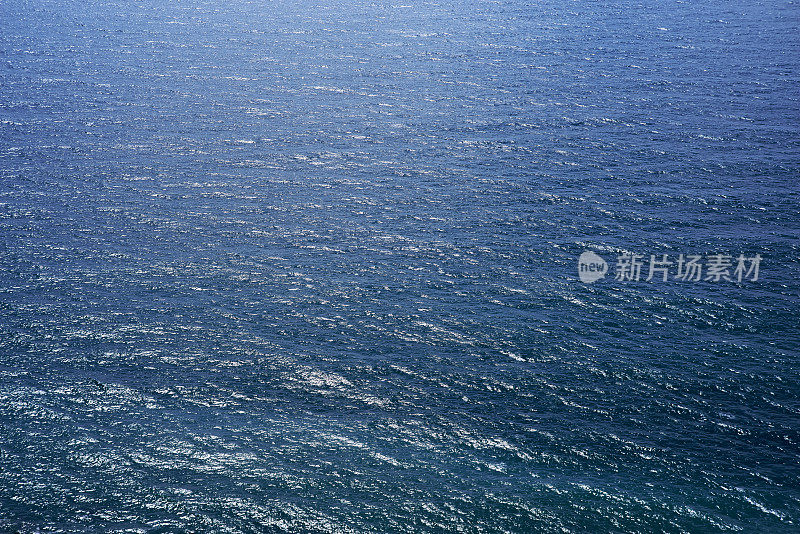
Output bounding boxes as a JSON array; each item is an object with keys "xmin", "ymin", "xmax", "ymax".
[{"xmin": 1, "ymin": 0, "xmax": 799, "ymax": 532}]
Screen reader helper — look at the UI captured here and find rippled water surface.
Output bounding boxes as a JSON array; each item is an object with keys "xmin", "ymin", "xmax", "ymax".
[{"xmin": 1, "ymin": 0, "xmax": 799, "ymax": 532}]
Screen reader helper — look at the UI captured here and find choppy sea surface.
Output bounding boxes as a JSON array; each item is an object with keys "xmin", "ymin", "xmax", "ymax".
[{"xmin": 1, "ymin": 0, "xmax": 799, "ymax": 532}]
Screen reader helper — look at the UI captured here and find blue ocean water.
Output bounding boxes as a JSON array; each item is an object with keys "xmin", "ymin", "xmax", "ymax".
[{"xmin": 1, "ymin": 0, "xmax": 799, "ymax": 531}]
